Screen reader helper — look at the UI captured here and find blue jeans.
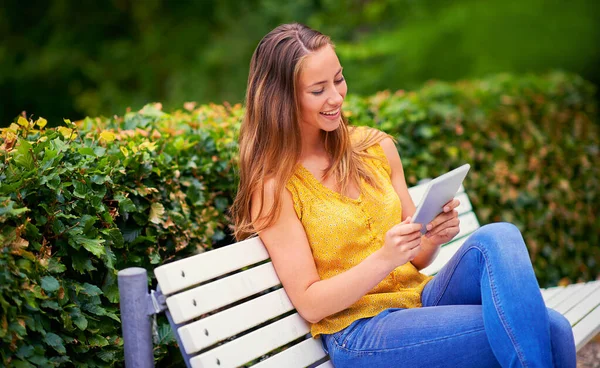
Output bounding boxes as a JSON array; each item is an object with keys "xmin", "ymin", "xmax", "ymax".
[{"xmin": 321, "ymin": 223, "xmax": 577, "ymax": 367}]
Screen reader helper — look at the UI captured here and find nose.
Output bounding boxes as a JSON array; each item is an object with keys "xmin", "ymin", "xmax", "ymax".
[{"xmin": 328, "ymin": 89, "xmax": 344, "ymax": 106}]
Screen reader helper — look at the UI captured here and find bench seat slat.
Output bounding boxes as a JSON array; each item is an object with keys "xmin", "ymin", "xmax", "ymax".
[
  {"xmin": 155, "ymin": 237, "xmax": 269, "ymax": 295},
  {"xmin": 564, "ymin": 281, "xmax": 600, "ymax": 326},
  {"xmin": 178, "ymin": 288, "xmax": 294, "ymax": 354},
  {"xmin": 540, "ymin": 286, "xmax": 565, "ymax": 303},
  {"xmin": 553, "ymin": 281, "xmax": 600, "ymax": 315},
  {"xmin": 166, "ymin": 263, "xmax": 280, "ymax": 324},
  {"xmin": 189, "ymin": 313, "xmax": 310, "ymax": 368},
  {"xmin": 572, "ymin": 301, "xmax": 600, "ymax": 351},
  {"xmin": 546, "ymin": 284, "xmax": 586, "ymax": 309},
  {"xmin": 251, "ymin": 338, "xmax": 328, "ymax": 368}
]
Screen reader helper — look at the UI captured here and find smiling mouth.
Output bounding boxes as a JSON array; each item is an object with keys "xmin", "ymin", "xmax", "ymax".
[{"xmin": 320, "ymin": 109, "xmax": 340, "ymax": 116}]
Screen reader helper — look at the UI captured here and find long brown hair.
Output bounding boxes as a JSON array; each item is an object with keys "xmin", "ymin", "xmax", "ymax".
[{"xmin": 231, "ymin": 23, "xmax": 393, "ymax": 241}]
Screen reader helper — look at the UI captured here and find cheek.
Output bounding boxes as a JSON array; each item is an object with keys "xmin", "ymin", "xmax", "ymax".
[
  {"xmin": 300, "ymin": 95, "xmax": 322, "ymax": 118},
  {"xmin": 307, "ymin": 96, "xmax": 325, "ymax": 114}
]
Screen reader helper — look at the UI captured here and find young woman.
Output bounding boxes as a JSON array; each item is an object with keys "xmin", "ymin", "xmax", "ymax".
[{"xmin": 231, "ymin": 23, "xmax": 576, "ymax": 367}]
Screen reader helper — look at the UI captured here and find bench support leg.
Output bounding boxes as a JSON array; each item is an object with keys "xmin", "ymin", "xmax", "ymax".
[{"xmin": 118, "ymin": 267, "xmax": 154, "ymax": 368}]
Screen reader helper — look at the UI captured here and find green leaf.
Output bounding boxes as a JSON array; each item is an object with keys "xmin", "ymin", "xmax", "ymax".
[
  {"xmin": 91, "ymin": 174, "xmax": 110, "ymax": 185},
  {"xmin": 88, "ymin": 334, "xmax": 109, "ymax": 347},
  {"xmin": 41, "ymin": 276, "xmax": 60, "ymax": 292},
  {"xmin": 12, "ymin": 360, "xmax": 36, "ymax": 368},
  {"xmin": 84, "ymin": 303, "xmax": 107, "ymax": 316},
  {"xmin": 149, "ymin": 252, "xmax": 160, "ymax": 264},
  {"xmin": 16, "ymin": 344, "xmax": 35, "ymax": 358},
  {"xmin": 44, "ymin": 332, "xmax": 66, "ymax": 354},
  {"xmin": 13, "ymin": 139, "xmax": 34, "ymax": 170},
  {"xmin": 122, "ymin": 225, "xmax": 142, "ymax": 243},
  {"xmin": 72, "ymin": 181, "xmax": 88, "ymax": 198},
  {"xmin": 156, "ymin": 323, "xmax": 175, "ymax": 345},
  {"xmin": 71, "ymin": 252, "xmax": 97, "ymax": 274},
  {"xmin": 78, "ymin": 147, "xmax": 96, "ymax": 157},
  {"xmin": 103, "ymin": 246, "xmax": 117, "ymax": 270},
  {"xmin": 41, "ymin": 300, "xmax": 60, "ymax": 310},
  {"xmin": 27, "ymin": 355, "xmax": 51, "ymax": 366},
  {"xmin": 71, "ymin": 235, "xmax": 105, "ymax": 257},
  {"xmin": 73, "ymin": 314, "xmax": 88, "ymax": 331},
  {"xmin": 101, "ymin": 228, "xmax": 124, "ymax": 248},
  {"xmin": 47, "ymin": 258, "xmax": 67, "ymax": 274},
  {"xmin": 81, "ymin": 283, "xmax": 103, "ymax": 296},
  {"xmin": 115, "ymin": 194, "xmax": 136, "ymax": 213},
  {"xmin": 97, "ymin": 350, "xmax": 116, "ymax": 362}
]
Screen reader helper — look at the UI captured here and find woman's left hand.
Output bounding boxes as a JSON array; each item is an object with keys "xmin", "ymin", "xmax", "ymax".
[{"xmin": 424, "ymin": 198, "xmax": 461, "ymax": 246}]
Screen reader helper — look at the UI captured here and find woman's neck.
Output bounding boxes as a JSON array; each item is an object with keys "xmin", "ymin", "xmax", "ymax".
[{"xmin": 300, "ymin": 125, "xmax": 327, "ymax": 162}]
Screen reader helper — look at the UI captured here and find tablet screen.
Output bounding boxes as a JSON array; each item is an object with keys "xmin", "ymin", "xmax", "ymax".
[{"xmin": 411, "ymin": 164, "xmax": 470, "ymax": 234}]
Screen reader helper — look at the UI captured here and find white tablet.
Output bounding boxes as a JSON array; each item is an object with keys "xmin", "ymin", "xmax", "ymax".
[{"xmin": 411, "ymin": 164, "xmax": 471, "ymax": 234}]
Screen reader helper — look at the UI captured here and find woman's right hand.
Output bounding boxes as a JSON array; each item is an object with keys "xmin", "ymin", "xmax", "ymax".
[{"xmin": 379, "ymin": 216, "xmax": 423, "ymax": 269}]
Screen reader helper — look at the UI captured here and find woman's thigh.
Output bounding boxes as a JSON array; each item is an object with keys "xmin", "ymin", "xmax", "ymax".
[{"xmin": 322, "ymin": 305, "xmax": 501, "ymax": 368}]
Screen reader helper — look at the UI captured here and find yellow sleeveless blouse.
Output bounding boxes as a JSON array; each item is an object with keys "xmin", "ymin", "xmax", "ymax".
[{"xmin": 285, "ymin": 129, "xmax": 433, "ymax": 338}]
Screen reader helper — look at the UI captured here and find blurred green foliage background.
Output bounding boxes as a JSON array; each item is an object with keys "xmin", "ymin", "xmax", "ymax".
[{"xmin": 2, "ymin": 0, "xmax": 599, "ymax": 126}]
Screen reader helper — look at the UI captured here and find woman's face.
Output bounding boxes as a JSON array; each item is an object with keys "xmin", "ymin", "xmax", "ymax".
[{"xmin": 297, "ymin": 45, "xmax": 347, "ymax": 133}]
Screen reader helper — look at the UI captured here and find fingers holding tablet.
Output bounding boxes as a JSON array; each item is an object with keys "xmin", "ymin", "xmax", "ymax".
[{"xmin": 411, "ymin": 164, "xmax": 470, "ymax": 234}]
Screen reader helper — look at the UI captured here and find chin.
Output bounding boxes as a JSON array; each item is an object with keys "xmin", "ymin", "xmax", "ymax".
[{"xmin": 318, "ymin": 118, "xmax": 342, "ymax": 132}]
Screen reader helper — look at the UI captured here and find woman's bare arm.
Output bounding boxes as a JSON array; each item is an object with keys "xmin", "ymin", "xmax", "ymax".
[
  {"xmin": 251, "ymin": 179, "xmax": 397, "ymax": 324},
  {"xmin": 378, "ymin": 137, "xmax": 441, "ymax": 270}
]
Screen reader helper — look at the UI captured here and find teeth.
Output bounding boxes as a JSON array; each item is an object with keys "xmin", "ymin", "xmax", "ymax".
[{"xmin": 321, "ymin": 109, "xmax": 339, "ymax": 116}]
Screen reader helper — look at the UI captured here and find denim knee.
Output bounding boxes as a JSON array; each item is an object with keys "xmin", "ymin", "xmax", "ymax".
[
  {"xmin": 468, "ymin": 222, "xmax": 524, "ymax": 253},
  {"xmin": 547, "ymin": 308, "xmax": 573, "ymax": 339},
  {"xmin": 546, "ymin": 308, "xmax": 576, "ymax": 366}
]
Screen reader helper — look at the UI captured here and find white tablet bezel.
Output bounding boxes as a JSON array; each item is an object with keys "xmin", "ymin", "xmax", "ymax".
[{"xmin": 411, "ymin": 164, "xmax": 471, "ymax": 234}]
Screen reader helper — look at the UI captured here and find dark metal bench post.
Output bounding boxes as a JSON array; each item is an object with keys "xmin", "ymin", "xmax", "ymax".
[{"xmin": 118, "ymin": 267, "xmax": 155, "ymax": 368}]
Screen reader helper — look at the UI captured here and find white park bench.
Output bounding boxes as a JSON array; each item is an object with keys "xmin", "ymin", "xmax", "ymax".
[{"xmin": 118, "ymin": 183, "xmax": 600, "ymax": 367}]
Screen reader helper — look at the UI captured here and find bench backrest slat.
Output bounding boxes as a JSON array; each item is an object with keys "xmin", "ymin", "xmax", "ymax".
[
  {"xmin": 156, "ymin": 236, "xmax": 269, "ymax": 295},
  {"xmin": 178, "ymin": 288, "xmax": 293, "ymax": 354},
  {"xmin": 189, "ymin": 313, "xmax": 311, "ymax": 368},
  {"xmin": 166, "ymin": 262, "xmax": 280, "ymax": 324}
]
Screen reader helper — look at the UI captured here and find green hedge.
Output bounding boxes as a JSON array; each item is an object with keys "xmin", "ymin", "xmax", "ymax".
[
  {"xmin": 344, "ymin": 71, "xmax": 599, "ymax": 284},
  {"xmin": 0, "ymin": 71, "xmax": 598, "ymax": 367}
]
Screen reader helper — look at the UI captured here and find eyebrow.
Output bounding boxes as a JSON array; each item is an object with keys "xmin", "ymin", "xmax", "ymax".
[{"xmin": 307, "ymin": 68, "xmax": 343, "ymax": 88}]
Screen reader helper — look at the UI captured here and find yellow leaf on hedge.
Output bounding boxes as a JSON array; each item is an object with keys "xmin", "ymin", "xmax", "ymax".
[
  {"xmin": 17, "ymin": 117, "xmax": 29, "ymax": 127},
  {"xmin": 99, "ymin": 131, "xmax": 115, "ymax": 143},
  {"xmin": 149, "ymin": 203, "xmax": 165, "ymax": 224},
  {"xmin": 36, "ymin": 117, "xmax": 47, "ymax": 128},
  {"xmin": 139, "ymin": 141, "xmax": 157, "ymax": 152},
  {"xmin": 120, "ymin": 146, "xmax": 129, "ymax": 157},
  {"xmin": 58, "ymin": 127, "xmax": 75, "ymax": 138}
]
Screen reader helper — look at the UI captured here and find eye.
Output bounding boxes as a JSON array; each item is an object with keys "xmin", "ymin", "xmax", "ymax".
[
  {"xmin": 334, "ymin": 77, "xmax": 345, "ymax": 84},
  {"xmin": 311, "ymin": 90, "xmax": 324, "ymax": 96}
]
